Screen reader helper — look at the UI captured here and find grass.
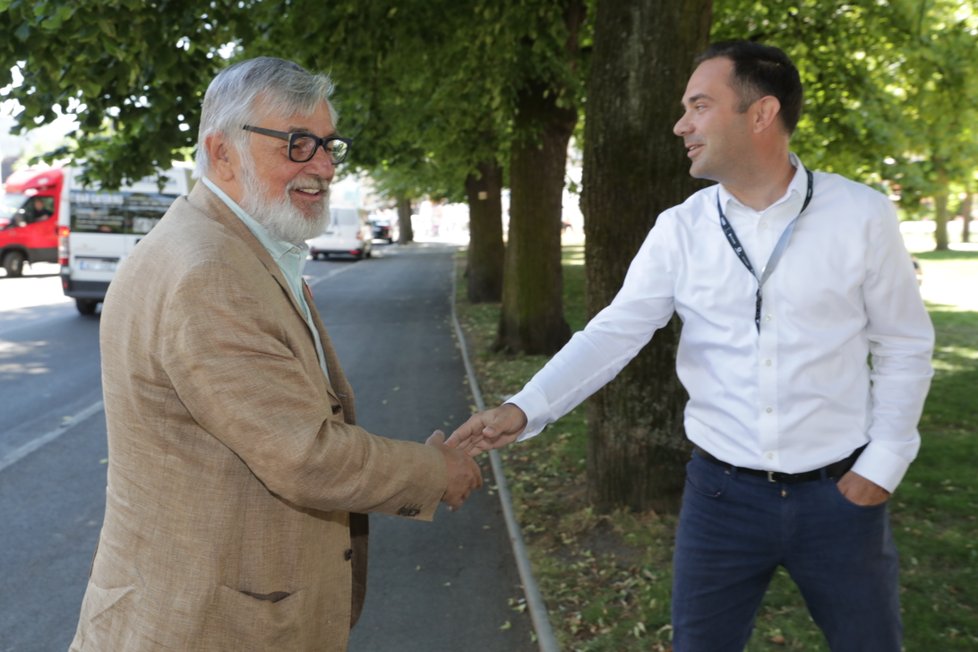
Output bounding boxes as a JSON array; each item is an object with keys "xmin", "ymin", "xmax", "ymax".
[{"xmin": 456, "ymin": 243, "xmax": 978, "ymax": 651}]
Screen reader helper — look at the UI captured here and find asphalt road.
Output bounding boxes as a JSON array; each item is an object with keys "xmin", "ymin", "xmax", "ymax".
[{"xmin": 0, "ymin": 247, "xmax": 535, "ymax": 652}]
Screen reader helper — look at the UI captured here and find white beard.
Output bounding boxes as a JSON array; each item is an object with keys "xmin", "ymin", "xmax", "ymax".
[{"xmin": 239, "ymin": 157, "xmax": 331, "ymax": 245}]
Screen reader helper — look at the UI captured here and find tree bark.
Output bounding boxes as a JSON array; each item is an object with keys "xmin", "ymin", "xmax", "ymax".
[
  {"xmin": 960, "ymin": 191, "xmax": 972, "ymax": 244},
  {"xmin": 464, "ymin": 160, "xmax": 505, "ymax": 303},
  {"xmin": 581, "ymin": 0, "xmax": 712, "ymax": 513},
  {"xmin": 396, "ymin": 195, "xmax": 414, "ymax": 244},
  {"xmin": 934, "ymin": 167, "xmax": 949, "ymax": 251},
  {"xmin": 496, "ymin": 82, "xmax": 575, "ymax": 354},
  {"xmin": 495, "ymin": 0, "xmax": 585, "ymax": 353}
]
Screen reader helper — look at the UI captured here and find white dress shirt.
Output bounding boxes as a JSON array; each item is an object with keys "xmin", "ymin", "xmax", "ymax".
[{"xmin": 508, "ymin": 155, "xmax": 934, "ymax": 492}]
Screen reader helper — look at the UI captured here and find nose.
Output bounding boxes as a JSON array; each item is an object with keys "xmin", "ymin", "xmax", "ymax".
[
  {"xmin": 673, "ymin": 112, "xmax": 690, "ymax": 137},
  {"xmin": 305, "ymin": 145, "xmax": 336, "ymax": 179}
]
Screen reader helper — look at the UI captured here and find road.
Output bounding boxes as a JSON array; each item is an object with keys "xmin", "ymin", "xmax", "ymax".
[{"xmin": 0, "ymin": 248, "xmax": 536, "ymax": 652}]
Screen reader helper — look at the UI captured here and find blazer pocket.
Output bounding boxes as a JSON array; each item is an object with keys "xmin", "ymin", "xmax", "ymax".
[
  {"xmin": 206, "ymin": 585, "xmax": 306, "ymax": 650},
  {"xmin": 78, "ymin": 582, "xmax": 133, "ymax": 629}
]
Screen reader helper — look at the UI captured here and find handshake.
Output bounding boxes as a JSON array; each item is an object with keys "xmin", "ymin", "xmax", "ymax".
[{"xmin": 425, "ymin": 403, "xmax": 529, "ymax": 511}]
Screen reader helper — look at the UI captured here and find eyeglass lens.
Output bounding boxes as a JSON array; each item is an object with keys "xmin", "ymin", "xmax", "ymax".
[{"xmin": 289, "ymin": 135, "xmax": 349, "ymax": 164}]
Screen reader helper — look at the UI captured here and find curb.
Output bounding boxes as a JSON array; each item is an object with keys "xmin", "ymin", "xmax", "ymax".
[{"xmin": 449, "ymin": 261, "xmax": 561, "ymax": 652}]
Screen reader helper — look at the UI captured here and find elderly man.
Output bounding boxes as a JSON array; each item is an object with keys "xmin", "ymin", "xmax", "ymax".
[
  {"xmin": 450, "ymin": 41, "xmax": 933, "ymax": 651},
  {"xmin": 71, "ymin": 57, "xmax": 482, "ymax": 651}
]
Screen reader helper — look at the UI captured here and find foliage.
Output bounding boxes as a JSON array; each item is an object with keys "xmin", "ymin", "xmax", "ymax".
[
  {"xmin": 456, "ymin": 246, "xmax": 978, "ymax": 651},
  {"xmin": 243, "ymin": 1, "xmax": 468, "ymax": 202},
  {"xmin": 712, "ymin": 0, "xmax": 978, "ymax": 228},
  {"xmin": 4, "ymin": 1, "xmax": 975, "ymax": 231},
  {"xmin": 0, "ymin": 0, "xmax": 252, "ymax": 187},
  {"xmin": 0, "ymin": 0, "xmax": 586, "ymax": 201}
]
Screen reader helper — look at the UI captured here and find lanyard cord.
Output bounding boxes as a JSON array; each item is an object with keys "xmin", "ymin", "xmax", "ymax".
[{"xmin": 716, "ymin": 169, "xmax": 814, "ymax": 332}]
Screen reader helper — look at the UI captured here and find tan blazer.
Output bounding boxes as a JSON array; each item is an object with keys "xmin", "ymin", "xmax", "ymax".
[{"xmin": 70, "ymin": 183, "xmax": 447, "ymax": 651}]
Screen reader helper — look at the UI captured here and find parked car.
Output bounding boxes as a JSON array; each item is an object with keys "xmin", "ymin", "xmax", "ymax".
[
  {"xmin": 307, "ymin": 207, "xmax": 372, "ymax": 260},
  {"xmin": 370, "ymin": 218, "xmax": 394, "ymax": 243}
]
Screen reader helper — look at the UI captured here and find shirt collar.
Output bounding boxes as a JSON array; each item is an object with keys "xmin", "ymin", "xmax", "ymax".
[
  {"xmin": 200, "ymin": 176, "xmax": 308, "ymax": 267},
  {"xmin": 717, "ymin": 153, "xmax": 809, "ymax": 216}
]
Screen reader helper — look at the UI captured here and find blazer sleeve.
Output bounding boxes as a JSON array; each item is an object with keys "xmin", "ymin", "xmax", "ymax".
[{"xmin": 158, "ymin": 253, "xmax": 448, "ymax": 520}]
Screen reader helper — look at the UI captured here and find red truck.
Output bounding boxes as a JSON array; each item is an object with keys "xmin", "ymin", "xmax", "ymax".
[{"xmin": 0, "ymin": 166, "xmax": 62, "ymax": 276}]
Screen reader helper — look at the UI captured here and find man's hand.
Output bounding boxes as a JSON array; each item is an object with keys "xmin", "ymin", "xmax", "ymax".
[
  {"xmin": 446, "ymin": 404, "xmax": 528, "ymax": 456},
  {"xmin": 836, "ymin": 470, "xmax": 890, "ymax": 507},
  {"xmin": 426, "ymin": 430, "xmax": 483, "ymax": 510}
]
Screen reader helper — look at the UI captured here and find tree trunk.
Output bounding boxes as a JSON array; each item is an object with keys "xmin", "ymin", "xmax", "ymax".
[
  {"xmin": 960, "ymin": 191, "xmax": 972, "ymax": 243},
  {"xmin": 494, "ymin": 0, "xmax": 585, "ymax": 354},
  {"xmin": 396, "ymin": 195, "xmax": 414, "ymax": 244},
  {"xmin": 934, "ymin": 168, "xmax": 949, "ymax": 251},
  {"xmin": 581, "ymin": 0, "xmax": 712, "ymax": 513},
  {"xmin": 496, "ymin": 84, "xmax": 575, "ymax": 353},
  {"xmin": 464, "ymin": 160, "xmax": 505, "ymax": 303}
]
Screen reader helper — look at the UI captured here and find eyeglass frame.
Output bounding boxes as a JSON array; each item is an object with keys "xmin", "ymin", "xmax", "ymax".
[{"xmin": 241, "ymin": 125, "xmax": 352, "ymax": 164}]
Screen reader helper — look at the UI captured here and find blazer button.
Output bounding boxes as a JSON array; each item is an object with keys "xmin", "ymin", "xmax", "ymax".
[{"xmin": 344, "ymin": 548, "xmax": 353, "ymax": 561}]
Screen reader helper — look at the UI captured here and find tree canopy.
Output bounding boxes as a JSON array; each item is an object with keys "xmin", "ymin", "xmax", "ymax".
[
  {"xmin": 713, "ymin": 0, "xmax": 978, "ymax": 240},
  {"xmin": 3, "ymin": 0, "xmax": 976, "ymax": 238}
]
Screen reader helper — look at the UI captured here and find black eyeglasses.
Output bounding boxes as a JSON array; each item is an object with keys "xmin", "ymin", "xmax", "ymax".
[{"xmin": 242, "ymin": 125, "xmax": 352, "ymax": 164}]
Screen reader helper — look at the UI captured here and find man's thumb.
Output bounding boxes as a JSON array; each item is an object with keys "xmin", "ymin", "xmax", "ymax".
[{"xmin": 426, "ymin": 429, "xmax": 446, "ymax": 445}]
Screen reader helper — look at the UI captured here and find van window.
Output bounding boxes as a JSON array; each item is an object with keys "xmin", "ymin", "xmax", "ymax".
[
  {"xmin": 0, "ymin": 194, "xmax": 54, "ymax": 228},
  {"xmin": 69, "ymin": 191, "xmax": 176, "ymax": 234},
  {"xmin": 0, "ymin": 193, "xmax": 29, "ymax": 228}
]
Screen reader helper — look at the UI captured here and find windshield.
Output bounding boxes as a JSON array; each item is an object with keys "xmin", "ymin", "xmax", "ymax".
[{"xmin": 0, "ymin": 193, "xmax": 29, "ymax": 221}]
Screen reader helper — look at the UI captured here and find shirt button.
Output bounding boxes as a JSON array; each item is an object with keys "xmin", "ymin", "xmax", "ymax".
[
  {"xmin": 765, "ymin": 452, "xmax": 775, "ymax": 460},
  {"xmin": 765, "ymin": 407, "xmax": 773, "ymax": 414},
  {"xmin": 764, "ymin": 314, "xmax": 773, "ymax": 322},
  {"xmin": 764, "ymin": 359, "xmax": 772, "ymax": 367}
]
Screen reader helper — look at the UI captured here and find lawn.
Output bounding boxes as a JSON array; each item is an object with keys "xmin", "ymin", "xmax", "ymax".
[{"xmin": 456, "ymin": 241, "xmax": 978, "ymax": 651}]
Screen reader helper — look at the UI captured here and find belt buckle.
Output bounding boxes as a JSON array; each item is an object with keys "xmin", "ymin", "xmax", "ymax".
[{"xmin": 767, "ymin": 470, "xmax": 777, "ymax": 483}]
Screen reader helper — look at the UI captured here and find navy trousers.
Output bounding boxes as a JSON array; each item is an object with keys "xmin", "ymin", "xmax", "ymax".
[{"xmin": 671, "ymin": 454, "xmax": 901, "ymax": 651}]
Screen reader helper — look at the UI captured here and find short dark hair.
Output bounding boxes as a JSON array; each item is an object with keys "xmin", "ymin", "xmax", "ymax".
[{"xmin": 696, "ymin": 40, "xmax": 803, "ymax": 135}]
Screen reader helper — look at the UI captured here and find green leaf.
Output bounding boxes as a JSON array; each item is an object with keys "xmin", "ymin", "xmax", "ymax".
[{"xmin": 14, "ymin": 21, "xmax": 31, "ymax": 42}]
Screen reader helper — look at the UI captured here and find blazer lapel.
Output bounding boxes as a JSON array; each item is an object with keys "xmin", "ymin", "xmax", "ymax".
[
  {"xmin": 189, "ymin": 185, "xmax": 304, "ymax": 313},
  {"xmin": 303, "ymin": 281, "xmax": 357, "ymax": 424},
  {"xmin": 188, "ymin": 184, "xmax": 343, "ymax": 407}
]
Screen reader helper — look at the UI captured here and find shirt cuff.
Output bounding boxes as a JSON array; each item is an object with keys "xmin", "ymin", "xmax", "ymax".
[
  {"xmin": 850, "ymin": 440, "xmax": 913, "ymax": 493},
  {"xmin": 506, "ymin": 385, "xmax": 552, "ymax": 442}
]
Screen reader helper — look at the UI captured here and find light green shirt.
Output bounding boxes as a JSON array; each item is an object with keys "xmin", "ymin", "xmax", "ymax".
[{"xmin": 201, "ymin": 177, "xmax": 329, "ymax": 380}]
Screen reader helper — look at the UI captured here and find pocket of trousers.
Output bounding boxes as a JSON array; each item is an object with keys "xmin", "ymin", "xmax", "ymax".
[{"xmin": 684, "ymin": 456, "xmax": 731, "ymax": 499}]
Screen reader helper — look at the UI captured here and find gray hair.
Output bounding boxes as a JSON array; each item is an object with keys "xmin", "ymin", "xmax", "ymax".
[{"xmin": 193, "ymin": 57, "xmax": 337, "ymax": 178}]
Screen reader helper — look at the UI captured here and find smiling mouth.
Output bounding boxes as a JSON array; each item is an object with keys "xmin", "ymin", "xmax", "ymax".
[
  {"xmin": 290, "ymin": 179, "xmax": 330, "ymax": 199},
  {"xmin": 686, "ymin": 144, "xmax": 703, "ymax": 157}
]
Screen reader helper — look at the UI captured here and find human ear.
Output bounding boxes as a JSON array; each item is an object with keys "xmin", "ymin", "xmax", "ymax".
[
  {"xmin": 752, "ymin": 96, "xmax": 783, "ymax": 134},
  {"xmin": 205, "ymin": 133, "xmax": 237, "ymax": 182}
]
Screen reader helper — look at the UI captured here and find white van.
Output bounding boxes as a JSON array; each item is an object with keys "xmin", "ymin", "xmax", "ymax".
[
  {"xmin": 59, "ymin": 166, "xmax": 193, "ymax": 315},
  {"xmin": 306, "ymin": 206, "xmax": 372, "ymax": 260}
]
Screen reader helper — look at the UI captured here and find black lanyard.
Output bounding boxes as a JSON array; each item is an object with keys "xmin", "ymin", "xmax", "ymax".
[{"xmin": 716, "ymin": 169, "xmax": 814, "ymax": 332}]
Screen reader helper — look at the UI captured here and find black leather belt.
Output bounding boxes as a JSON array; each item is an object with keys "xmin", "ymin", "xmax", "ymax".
[{"xmin": 693, "ymin": 445, "xmax": 866, "ymax": 483}]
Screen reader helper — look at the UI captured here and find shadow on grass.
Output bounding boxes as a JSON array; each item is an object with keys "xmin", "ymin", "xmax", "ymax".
[
  {"xmin": 914, "ymin": 249, "xmax": 978, "ymax": 262},
  {"xmin": 893, "ymin": 304, "xmax": 978, "ymax": 650}
]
